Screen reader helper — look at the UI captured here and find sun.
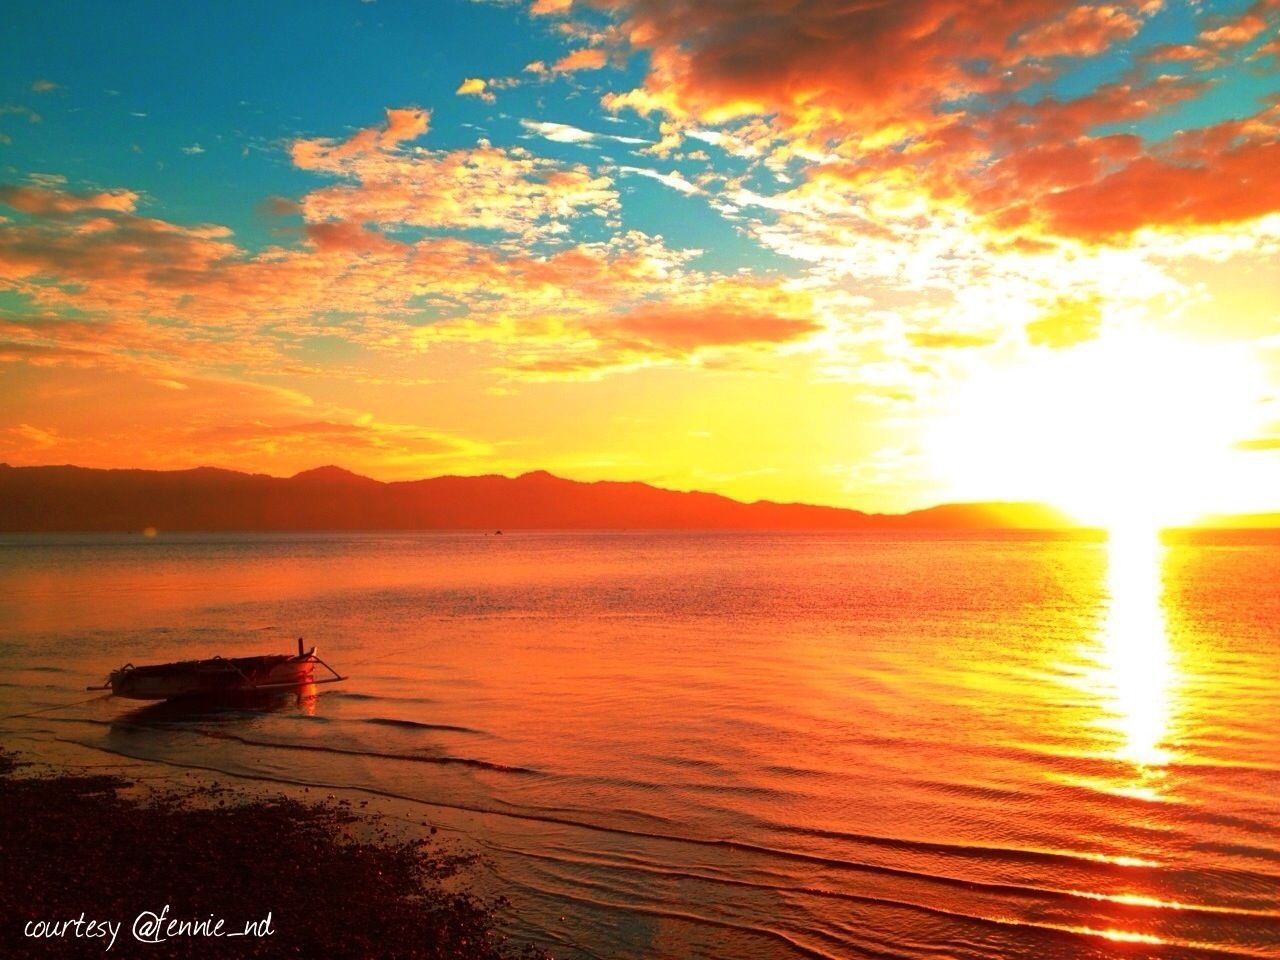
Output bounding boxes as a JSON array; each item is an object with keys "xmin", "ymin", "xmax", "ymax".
[{"xmin": 927, "ymin": 327, "xmax": 1263, "ymax": 531}]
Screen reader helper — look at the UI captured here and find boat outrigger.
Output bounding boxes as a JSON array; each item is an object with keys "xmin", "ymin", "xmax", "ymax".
[{"xmin": 89, "ymin": 639, "xmax": 346, "ymax": 701}]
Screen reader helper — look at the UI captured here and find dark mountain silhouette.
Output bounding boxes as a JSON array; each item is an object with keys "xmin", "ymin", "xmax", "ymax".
[{"xmin": 0, "ymin": 462, "xmax": 1080, "ymax": 532}]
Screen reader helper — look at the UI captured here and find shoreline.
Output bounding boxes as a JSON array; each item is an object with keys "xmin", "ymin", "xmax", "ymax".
[{"xmin": 0, "ymin": 747, "xmax": 549, "ymax": 959}]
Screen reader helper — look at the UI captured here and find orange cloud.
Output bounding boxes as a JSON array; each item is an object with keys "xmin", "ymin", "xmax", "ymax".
[
  {"xmin": 291, "ymin": 108, "xmax": 617, "ymax": 240},
  {"xmin": 455, "ymin": 77, "xmax": 495, "ymax": 102},
  {"xmin": 1, "ymin": 171, "xmax": 819, "ymax": 385},
  {"xmin": 0, "ymin": 208, "xmax": 236, "ymax": 291},
  {"xmin": 1017, "ymin": 5, "xmax": 1142, "ymax": 58},
  {"xmin": 302, "ymin": 219, "xmax": 406, "ymax": 254},
  {"xmin": 531, "ymin": 0, "xmax": 573, "ymax": 14},
  {"xmin": 605, "ymin": 302, "xmax": 817, "ymax": 351},
  {"xmin": 1037, "ymin": 139, "xmax": 1280, "ymax": 239},
  {"xmin": 0, "ymin": 185, "xmax": 437, "ymax": 351},
  {"xmin": 4, "ymin": 423, "xmax": 61, "ymax": 448},
  {"xmin": 1137, "ymin": 0, "xmax": 1277, "ymax": 70},
  {"xmin": 1143, "ymin": 43, "xmax": 1219, "ymax": 64},
  {"xmin": 1200, "ymin": 13, "xmax": 1268, "ymax": 46},
  {"xmin": 462, "ymin": 277, "xmax": 828, "ymax": 380},
  {"xmin": 584, "ymin": 0, "xmax": 1280, "ymax": 244},
  {"xmin": 290, "ymin": 107, "xmax": 430, "ymax": 171},
  {"xmin": 590, "ymin": 0, "xmax": 1100, "ymax": 124},
  {"xmin": 552, "ymin": 48, "xmax": 608, "ymax": 72},
  {"xmin": 0, "ymin": 184, "xmax": 139, "ymax": 215},
  {"xmin": 189, "ymin": 418, "xmax": 490, "ymax": 461}
]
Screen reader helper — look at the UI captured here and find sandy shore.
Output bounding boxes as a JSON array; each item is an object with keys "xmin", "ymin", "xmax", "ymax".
[{"xmin": 0, "ymin": 747, "xmax": 549, "ymax": 959}]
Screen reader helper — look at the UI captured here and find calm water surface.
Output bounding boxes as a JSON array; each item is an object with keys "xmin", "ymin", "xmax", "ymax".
[{"xmin": 1, "ymin": 532, "xmax": 1277, "ymax": 959}]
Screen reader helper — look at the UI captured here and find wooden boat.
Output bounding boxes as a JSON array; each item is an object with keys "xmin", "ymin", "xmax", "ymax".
[{"xmin": 90, "ymin": 640, "xmax": 346, "ymax": 701}]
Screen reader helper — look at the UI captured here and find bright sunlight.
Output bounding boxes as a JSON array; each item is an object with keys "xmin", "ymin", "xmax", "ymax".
[{"xmin": 928, "ymin": 329, "xmax": 1264, "ymax": 531}]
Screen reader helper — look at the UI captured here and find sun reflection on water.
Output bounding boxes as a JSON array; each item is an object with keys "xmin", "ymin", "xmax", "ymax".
[{"xmin": 1097, "ymin": 525, "xmax": 1178, "ymax": 773}]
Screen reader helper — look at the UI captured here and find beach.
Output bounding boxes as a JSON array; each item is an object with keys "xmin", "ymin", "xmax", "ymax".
[{"xmin": 0, "ymin": 746, "xmax": 547, "ymax": 960}]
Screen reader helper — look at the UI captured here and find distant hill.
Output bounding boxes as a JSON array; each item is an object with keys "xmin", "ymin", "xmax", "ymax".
[
  {"xmin": 1196, "ymin": 512, "xmax": 1280, "ymax": 529},
  {"xmin": 0, "ymin": 462, "xmax": 1079, "ymax": 533}
]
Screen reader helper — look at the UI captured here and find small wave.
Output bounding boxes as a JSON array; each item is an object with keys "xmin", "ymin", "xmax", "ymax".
[
  {"xmin": 124, "ymin": 723, "xmax": 538, "ymax": 775},
  {"xmin": 499, "ymin": 874, "xmax": 845, "ymax": 960},
  {"xmin": 364, "ymin": 717, "xmax": 484, "ymax": 735},
  {"xmin": 327, "ymin": 691, "xmax": 437, "ymax": 705},
  {"xmin": 507, "ymin": 846, "xmax": 1278, "ymax": 959},
  {"xmin": 773, "ymin": 821, "xmax": 1159, "ymax": 871},
  {"xmin": 1190, "ymin": 840, "xmax": 1280, "ymax": 863},
  {"xmin": 37, "ymin": 715, "xmax": 535, "ymax": 774}
]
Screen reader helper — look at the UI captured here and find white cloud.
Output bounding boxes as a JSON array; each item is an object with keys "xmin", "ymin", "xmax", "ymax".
[
  {"xmin": 618, "ymin": 165, "xmax": 700, "ymax": 195},
  {"xmin": 520, "ymin": 119, "xmax": 649, "ymax": 146}
]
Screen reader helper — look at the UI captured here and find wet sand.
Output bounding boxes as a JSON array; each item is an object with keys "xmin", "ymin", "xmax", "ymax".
[{"xmin": 0, "ymin": 747, "xmax": 548, "ymax": 959}]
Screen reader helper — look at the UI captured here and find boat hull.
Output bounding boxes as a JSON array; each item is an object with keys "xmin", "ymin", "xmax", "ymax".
[{"xmin": 109, "ymin": 654, "xmax": 317, "ymax": 701}]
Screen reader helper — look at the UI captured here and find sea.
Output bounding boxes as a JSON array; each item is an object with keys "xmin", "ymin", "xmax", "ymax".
[{"xmin": 1, "ymin": 531, "xmax": 1277, "ymax": 959}]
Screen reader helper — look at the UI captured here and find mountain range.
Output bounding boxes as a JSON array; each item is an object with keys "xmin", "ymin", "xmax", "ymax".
[{"xmin": 0, "ymin": 463, "xmax": 1086, "ymax": 533}]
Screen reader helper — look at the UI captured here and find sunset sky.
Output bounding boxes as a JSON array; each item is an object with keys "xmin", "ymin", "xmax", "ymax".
[{"xmin": 2, "ymin": 0, "xmax": 1278, "ymax": 521}]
